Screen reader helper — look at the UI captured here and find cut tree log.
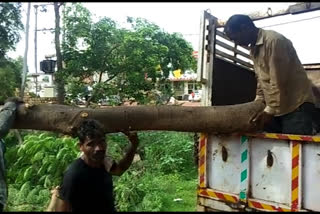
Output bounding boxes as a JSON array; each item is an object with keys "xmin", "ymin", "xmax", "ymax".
[{"xmin": 13, "ymin": 100, "xmax": 265, "ymax": 135}]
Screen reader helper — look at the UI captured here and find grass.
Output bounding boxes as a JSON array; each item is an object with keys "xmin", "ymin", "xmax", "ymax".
[{"xmin": 161, "ymin": 176, "xmax": 197, "ymax": 211}]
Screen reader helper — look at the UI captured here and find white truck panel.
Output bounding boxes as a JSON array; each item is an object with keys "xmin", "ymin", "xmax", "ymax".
[
  {"xmin": 207, "ymin": 135, "xmax": 241, "ymax": 194},
  {"xmin": 302, "ymin": 143, "xmax": 320, "ymax": 211},
  {"xmin": 250, "ymin": 138, "xmax": 291, "ymax": 205}
]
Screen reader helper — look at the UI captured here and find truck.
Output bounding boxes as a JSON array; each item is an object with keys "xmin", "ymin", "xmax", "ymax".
[{"xmin": 196, "ymin": 3, "xmax": 320, "ymax": 212}]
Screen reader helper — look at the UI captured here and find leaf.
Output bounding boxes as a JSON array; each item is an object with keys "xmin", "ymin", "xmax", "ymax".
[
  {"xmin": 23, "ymin": 167, "xmax": 33, "ymax": 181},
  {"xmin": 56, "ymin": 148, "xmax": 68, "ymax": 160},
  {"xmin": 31, "ymin": 151, "xmax": 44, "ymax": 163},
  {"xmin": 44, "ymin": 176, "xmax": 51, "ymax": 188}
]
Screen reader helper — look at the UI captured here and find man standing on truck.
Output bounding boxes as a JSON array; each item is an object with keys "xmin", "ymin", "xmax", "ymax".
[
  {"xmin": 224, "ymin": 14, "xmax": 319, "ymax": 135},
  {"xmin": 47, "ymin": 119, "xmax": 139, "ymax": 212}
]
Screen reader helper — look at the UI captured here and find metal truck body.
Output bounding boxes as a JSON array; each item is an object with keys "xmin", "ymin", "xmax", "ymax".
[{"xmin": 196, "ymin": 4, "xmax": 320, "ymax": 211}]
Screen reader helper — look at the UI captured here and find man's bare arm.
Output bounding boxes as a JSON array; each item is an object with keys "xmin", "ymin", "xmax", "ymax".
[
  {"xmin": 46, "ymin": 186, "xmax": 71, "ymax": 212},
  {"xmin": 108, "ymin": 132, "xmax": 139, "ymax": 176}
]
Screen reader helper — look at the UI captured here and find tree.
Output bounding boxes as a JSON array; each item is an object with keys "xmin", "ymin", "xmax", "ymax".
[
  {"xmin": 61, "ymin": 3, "xmax": 196, "ymax": 106},
  {"xmin": 0, "ymin": 3, "xmax": 24, "ymax": 59},
  {"xmin": 54, "ymin": 2, "xmax": 66, "ymax": 104},
  {"xmin": 0, "ymin": 2, "xmax": 24, "ymax": 101},
  {"xmin": 0, "ymin": 57, "xmax": 23, "ymax": 103},
  {"xmin": 13, "ymin": 100, "xmax": 265, "ymax": 135}
]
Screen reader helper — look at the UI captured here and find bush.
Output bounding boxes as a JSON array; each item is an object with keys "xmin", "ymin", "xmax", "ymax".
[
  {"xmin": 5, "ymin": 131, "xmax": 80, "ymax": 211},
  {"xmin": 108, "ymin": 131, "xmax": 197, "ymax": 211},
  {"xmin": 4, "ymin": 131, "xmax": 197, "ymax": 211}
]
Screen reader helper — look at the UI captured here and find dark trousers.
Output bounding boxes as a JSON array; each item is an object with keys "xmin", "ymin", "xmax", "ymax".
[{"xmin": 264, "ymin": 102, "xmax": 320, "ymax": 135}]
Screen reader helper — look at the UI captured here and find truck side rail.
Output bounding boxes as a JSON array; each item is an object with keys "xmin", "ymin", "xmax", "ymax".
[{"xmin": 245, "ymin": 132, "xmax": 320, "ymax": 143}]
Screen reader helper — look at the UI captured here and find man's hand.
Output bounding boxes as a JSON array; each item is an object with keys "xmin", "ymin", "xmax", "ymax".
[
  {"xmin": 123, "ymin": 131, "xmax": 139, "ymax": 148},
  {"xmin": 50, "ymin": 186, "xmax": 60, "ymax": 199},
  {"xmin": 46, "ymin": 186, "xmax": 60, "ymax": 211},
  {"xmin": 109, "ymin": 131, "xmax": 139, "ymax": 176},
  {"xmin": 250, "ymin": 110, "xmax": 273, "ymax": 130},
  {"xmin": 46, "ymin": 185, "xmax": 71, "ymax": 212}
]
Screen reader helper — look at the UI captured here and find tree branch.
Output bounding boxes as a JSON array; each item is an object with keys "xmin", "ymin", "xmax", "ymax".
[{"xmin": 104, "ymin": 73, "xmax": 119, "ymax": 83}]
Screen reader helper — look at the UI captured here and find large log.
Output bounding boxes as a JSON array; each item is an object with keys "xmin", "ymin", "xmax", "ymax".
[{"xmin": 13, "ymin": 101, "xmax": 265, "ymax": 135}]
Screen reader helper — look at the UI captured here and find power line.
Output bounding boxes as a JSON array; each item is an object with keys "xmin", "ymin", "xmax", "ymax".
[{"xmin": 260, "ymin": 15, "xmax": 320, "ymax": 28}]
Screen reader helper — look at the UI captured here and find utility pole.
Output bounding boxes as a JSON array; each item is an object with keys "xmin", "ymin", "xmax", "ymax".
[
  {"xmin": 54, "ymin": 2, "xmax": 65, "ymax": 104},
  {"xmin": 20, "ymin": 3, "xmax": 31, "ymax": 98},
  {"xmin": 32, "ymin": 3, "xmax": 52, "ymax": 97},
  {"xmin": 34, "ymin": 4, "xmax": 39, "ymax": 96}
]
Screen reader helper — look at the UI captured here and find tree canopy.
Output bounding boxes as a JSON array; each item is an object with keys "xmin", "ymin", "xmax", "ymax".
[
  {"xmin": 0, "ymin": 3, "xmax": 23, "ymax": 103},
  {"xmin": 0, "ymin": 3, "xmax": 24, "ymax": 59},
  {"xmin": 0, "ymin": 57, "xmax": 22, "ymax": 103},
  {"xmin": 62, "ymin": 3, "xmax": 196, "ymax": 105}
]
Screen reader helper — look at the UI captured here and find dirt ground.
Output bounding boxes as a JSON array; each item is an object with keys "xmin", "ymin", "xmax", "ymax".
[{"xmin": 176, "ymin": 101, "xmax": 201, "ymax": 107}]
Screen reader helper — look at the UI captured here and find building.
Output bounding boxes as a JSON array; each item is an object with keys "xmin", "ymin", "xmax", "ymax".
[
  {"xmin": 26, "ymin": 72, "xmax": 55, "ymax": 97},
  {"xmin": 168, "ymin": 69, "xmax": 201, "ymax": 100},
  {"xmin": 168, "ymin": 50, "xmax": 200, "ymax": 101}
]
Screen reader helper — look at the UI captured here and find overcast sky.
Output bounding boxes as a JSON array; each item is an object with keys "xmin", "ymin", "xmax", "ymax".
[{"xmin": 7, "ymin": 2, "xmax": 320, "ymax": 74}]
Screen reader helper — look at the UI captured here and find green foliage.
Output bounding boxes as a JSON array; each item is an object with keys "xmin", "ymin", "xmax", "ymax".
[
  {"xmin": 0, "ymin": 3, "xmax": 24, "ymax": 58},
  {"xmin": 5, "ymin": 132, "xmax": 80, "ymax": 211},
  {"xmin": 107, "ymin": 131, "xmax": 197, "ymax": 211},
  {"xmin": 62, "ymin": 3, "xmax": 196, "ymax": 105},
  {"xmin": 113, "ymin": 169, "xmax": 197, "ymax": 212},
  {"xmin": 0, "ymin": 57, "xmax": 22, "ymax": 103},
  {"xmin": 5, "ymin": 131, "xmax": 197, "ymax": 211}
]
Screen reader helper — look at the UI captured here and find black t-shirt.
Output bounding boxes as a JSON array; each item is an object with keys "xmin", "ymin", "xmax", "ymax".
[{"xmin": 59, "ymin": 158, "xmax": 115, "ymax": 212}]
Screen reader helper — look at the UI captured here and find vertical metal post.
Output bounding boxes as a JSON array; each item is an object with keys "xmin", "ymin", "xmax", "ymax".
[
  {"xmin": 20, "ymin": 3, "xmax": 31, "ymax": 98},
  {"xmin": 34, "ymin": 4, "xmax": 38, "ymax": 96}
]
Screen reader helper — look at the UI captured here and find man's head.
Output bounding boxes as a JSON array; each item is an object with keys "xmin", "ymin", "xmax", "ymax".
[
  {"xmin": 224, "ymin": 14, "xmax": 258, "ymax": 47},
  {"xmin": 77, "ymin": 119, "xmax": 106, "ymax": 166}
]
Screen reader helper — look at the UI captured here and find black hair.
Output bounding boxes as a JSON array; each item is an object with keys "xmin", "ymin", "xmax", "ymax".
[
  {"xmin": 224, "ymin": 14, "xmax": 255, "ymax": 34},
  {"xmin": 77, "ymin": 119, "xmax": 105, "ymax": 144}
]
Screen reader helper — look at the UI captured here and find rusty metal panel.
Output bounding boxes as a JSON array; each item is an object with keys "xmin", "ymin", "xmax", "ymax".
[
  {"xmin": 207, "ymin": 135, "xmax": 241, "ymax": 194},
  {"xmin": 302, "ymin": 142, "xmax": 320, "ymax": 211},
  {"xmin": 250, "ymin": 138, "xmax": 291, "ymax": 205}
]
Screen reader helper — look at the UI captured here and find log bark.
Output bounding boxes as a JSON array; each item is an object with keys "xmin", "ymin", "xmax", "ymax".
[{"xmin": 13, "ymin": 101, "xmax": 265, "ymax": 135}]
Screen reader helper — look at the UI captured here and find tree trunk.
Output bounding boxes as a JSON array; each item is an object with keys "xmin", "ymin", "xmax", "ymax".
[
  {"xmin": 13, "ymin": 101, "xmax": 265, "ymax": 135},
  {"xmin": 54, "ymin": 3, "xmax": 65, "ymax": 104}
]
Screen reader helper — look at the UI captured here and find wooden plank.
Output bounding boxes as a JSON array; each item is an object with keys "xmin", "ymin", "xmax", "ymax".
[
  {"xmin": 289, "ymin": 3, "xmax": 320, "ymax": 15},
  {"xmin": 216, "ymin": 30, "xmax": 251, "ymax": 51},
  {"xmin": 216, "ymin": 50, "xmax": 253, "ymax": 69},
  {"xmin": 215, "ymin": 55, "xmax": 254, "ymax": 72},
  {"xmin": 216, "ymin": 40, "xmax": 251, "ymax": 59}
]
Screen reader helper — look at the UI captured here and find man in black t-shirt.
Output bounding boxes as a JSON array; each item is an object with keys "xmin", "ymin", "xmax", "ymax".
[{"xmin": 47, "ymin": 119, "xmax": 139, "ymax": 212}]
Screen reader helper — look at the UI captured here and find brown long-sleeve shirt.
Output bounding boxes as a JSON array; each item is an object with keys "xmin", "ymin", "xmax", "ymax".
[{"xmin": 250, "ymin": 29, "xmax": 315, "ymax": 116}]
